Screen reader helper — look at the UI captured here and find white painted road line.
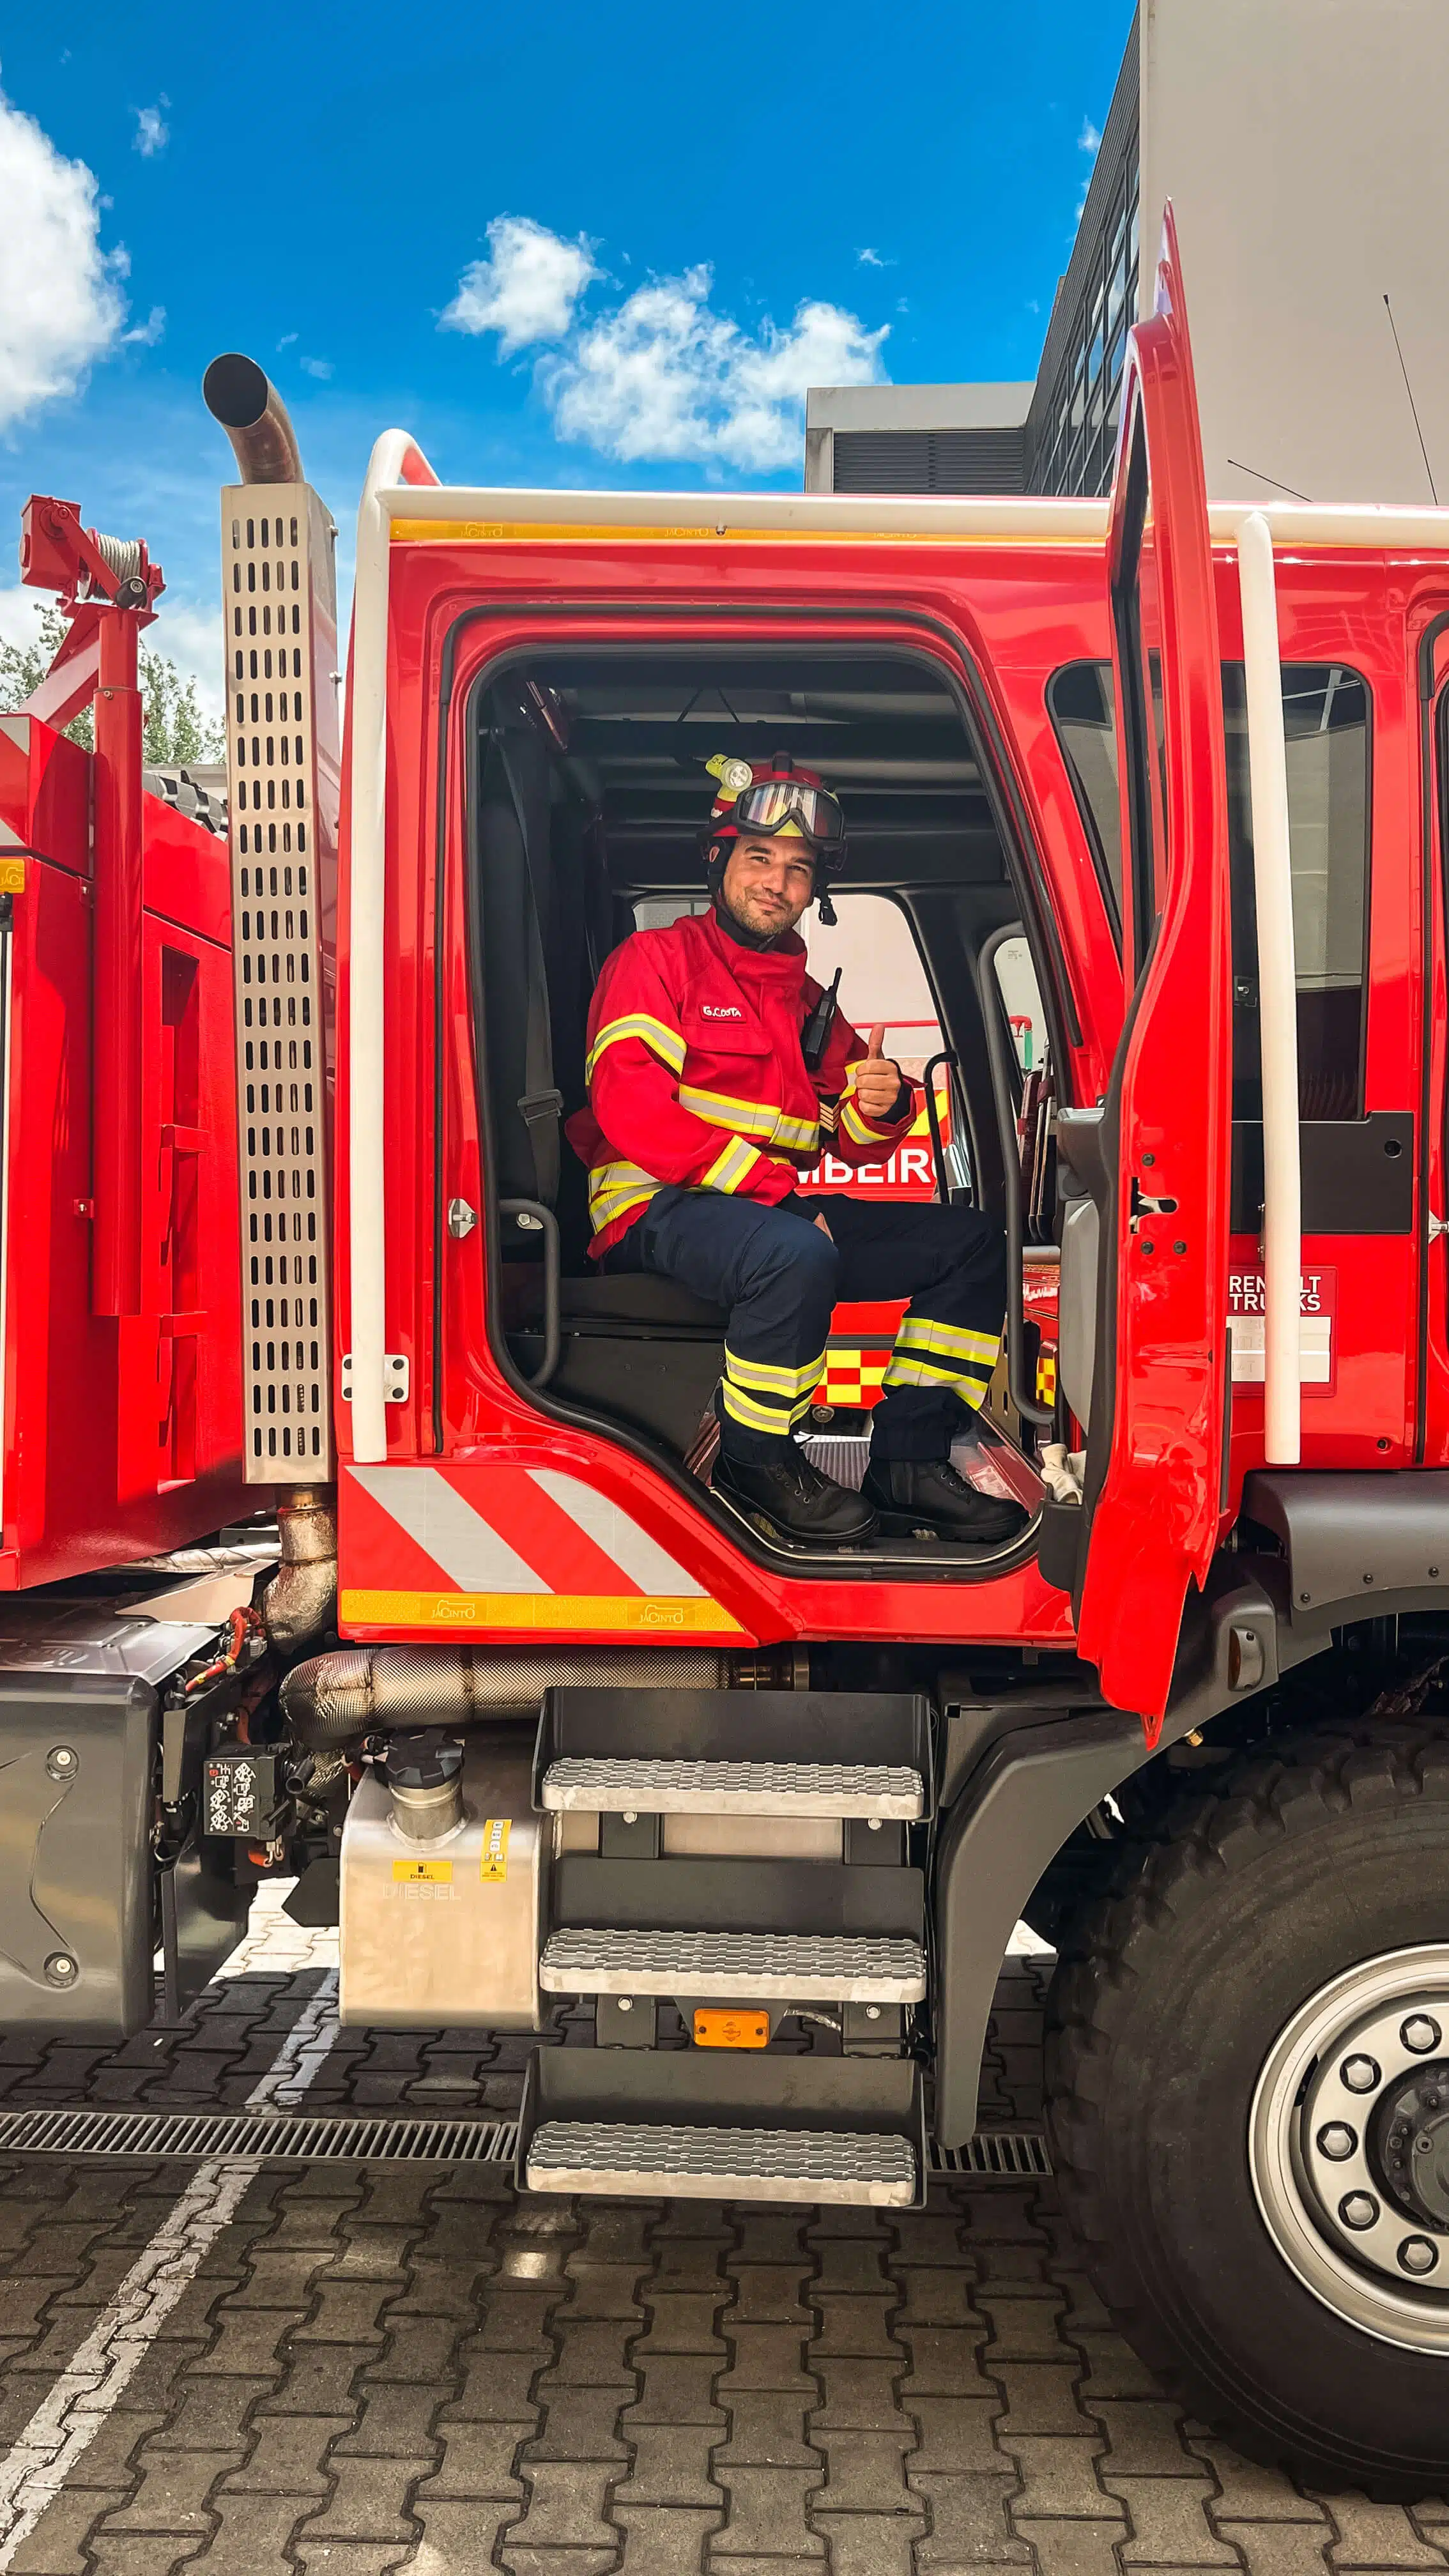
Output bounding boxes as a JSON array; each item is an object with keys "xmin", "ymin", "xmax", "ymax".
[
  {"xmin": 0, "ymin": 1925, "xmax": 342, "ymax": 2564},
  {"xmin": 0, "ymin": 2159, "xmax": 254, "ymax": 2570}
]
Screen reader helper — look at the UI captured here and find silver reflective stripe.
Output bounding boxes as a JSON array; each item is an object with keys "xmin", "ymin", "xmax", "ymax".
[
  {"xmin": 347, "ymin": 1465, "xmax": 546, "ymax": 1593},
  {"xmin": 528, "ymin": 1470, "xmax": 705, "ymax": 1597}
]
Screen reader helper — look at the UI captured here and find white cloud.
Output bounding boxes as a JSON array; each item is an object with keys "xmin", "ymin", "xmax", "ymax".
[
  {"xmin": 0, "ymin": 76, "xmax": 129, "ymax": 431},
  {"xmin": 441, "ymin": 213, "xmax": 597, "ymax": 356},
  {"xmin": 300, "ymin": 355, "xmax": 333, "ymax": 379},
  {"xmin": 277, "ymin": 330, "xmax": 298, "ymax": 349},
  {"xmin": 0, "ymin": 586, "xmax": 46, "ymax": 656},
  {"xmin": 546, "ymin": 270, "xmax": 887, "ymax": 471},
  {"xmin": 857, "ymin": 247, "xmax": 884, "ymax": 268},
  {"xmin": 151, "ymin": 598, "xmax": 226, "ymax": 731},
  {"xmin": 1078, "ymin": 116, "xmax": 1101, "ymax": 155},
  {"xmin": 445, "ymin": 221, "xmax": 889, "ymax": 472},
  {"xmin": 122, "ymin": 302, "xmax": 165, "ymax": 346},
  {"xmin": 132, "ymin": 98, "xmax": 169, "ymax": 157}
]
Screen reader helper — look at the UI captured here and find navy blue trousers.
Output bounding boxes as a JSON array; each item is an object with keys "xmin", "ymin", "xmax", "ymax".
[{"xmin": 607, "ymin": 1188, "xmax": 1007, "ymax": 1463}]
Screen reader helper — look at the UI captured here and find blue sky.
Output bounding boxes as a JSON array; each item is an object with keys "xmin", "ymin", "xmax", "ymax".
[{"xmin": 0, "ymin": 0, "xmax": 1132, "ymax": 712}]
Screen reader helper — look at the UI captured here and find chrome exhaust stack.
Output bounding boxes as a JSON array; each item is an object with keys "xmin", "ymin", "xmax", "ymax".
[{"xmin": 203, "ymin": 354, "xmax": 303, "ymax": 485}]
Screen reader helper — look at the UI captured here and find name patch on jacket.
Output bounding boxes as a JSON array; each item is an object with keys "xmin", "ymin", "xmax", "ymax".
[{"xmin": 700, "ymin": 1003, "xmax": 744, "ymax": 1020}]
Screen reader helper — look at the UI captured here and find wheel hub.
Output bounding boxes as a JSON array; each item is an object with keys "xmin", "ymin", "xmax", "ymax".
[
  {"xmin": 1251, "ymin": 1946, "xmax": 1449, "ymax": 2350},
  {"xmin": 1373, "ymin": 2057, "xmax": 1449, "ymax": 2230}
]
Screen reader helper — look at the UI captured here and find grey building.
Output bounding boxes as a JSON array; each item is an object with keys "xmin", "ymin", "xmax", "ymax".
[{"xmin": 807, "ymin": 0, "xmax": 1448, "ymax": 508}]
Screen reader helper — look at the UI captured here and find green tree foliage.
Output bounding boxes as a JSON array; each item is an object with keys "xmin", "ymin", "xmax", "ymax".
[{"xmin": 0, "ymin": 601, "xmax": 224, "ymax": 763}]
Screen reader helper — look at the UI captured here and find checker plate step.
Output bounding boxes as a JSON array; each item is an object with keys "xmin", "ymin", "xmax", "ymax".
[
  {"xmin": 539, "ymin": 1927, "xmax": 926, "ymax": 2002},
  {"xmin": 540, "ymin": 1756, "xmax": 923, "ymax": 1819},
  {"xmin": 526, "ymin": 2117, "xmax": 917, "ymax": 2205}
]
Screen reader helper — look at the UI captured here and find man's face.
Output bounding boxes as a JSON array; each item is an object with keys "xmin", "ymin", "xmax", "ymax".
[{"xmin": 719, "ymin": 832, "xmax": 816, "ymax": 938}]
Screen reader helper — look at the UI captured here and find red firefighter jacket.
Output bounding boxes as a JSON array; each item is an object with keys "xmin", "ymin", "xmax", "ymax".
[{"xmin": 566, "ymin": 910, "xmax": 917, "ymax": 1256}]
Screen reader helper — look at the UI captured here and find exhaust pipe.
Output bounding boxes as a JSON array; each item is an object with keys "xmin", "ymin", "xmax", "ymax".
[
  {"xmin": 203, "ymin": 353, "xmax": 303, "ymax": 484},
  {"xmin": 280, "ymin": 1644, "xmax": 801, "ymax": 1749}
]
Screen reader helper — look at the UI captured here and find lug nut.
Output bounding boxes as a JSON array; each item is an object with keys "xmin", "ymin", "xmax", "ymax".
[
  {"xmin": 1317, "ymin": 2123, "xmax": 1356, "ymax": 2161},
  {"xmin": 1340, "ymin": 2191, "xmax": 1380, "ymax": 2230},
  {"xmin": 1341, "ymin": 2055, "xmax": 1381, "ymax": 2094},
  {"xmin": 1398, "ymin": 2236, "xmax": 1440, "ymax": 2276},
  {"xmin": 1402, "ymin": 2016, "xmax": 1441, "ymax": 2055}
]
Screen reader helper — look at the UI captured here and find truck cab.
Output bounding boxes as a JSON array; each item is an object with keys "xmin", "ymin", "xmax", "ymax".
[{"xmin": 1, "ymin": 222, "xmax": 1446, "ymax": 2492}]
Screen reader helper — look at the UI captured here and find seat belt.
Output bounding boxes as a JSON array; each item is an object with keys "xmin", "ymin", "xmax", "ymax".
[{"xmin": 496, "ymin": 731, "xmax": 562, "ymax": 1207}]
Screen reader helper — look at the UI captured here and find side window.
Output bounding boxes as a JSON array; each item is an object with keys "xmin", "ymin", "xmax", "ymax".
[
  {"xmin": 1222, "ymin": 664, "xmax": 1370, "ymax": 1121},
  {"xmin": 802, "ymin": 891, "xmax": 942, "ymax": 1072},
  {"xmin": 801, "ymin": 893, "xmax": 962, "ymax": 1199},
  {"xmin": 1052, "ymin": 657, "xmax": 1372, "ymax": 1122},
  {"xmin": 1111, "ymin": 429, "xmax": 1165, "ymax": 985},
  {"xmin": 1048, "ymin": 661, "xmax": 1122, "ymax": 934}
]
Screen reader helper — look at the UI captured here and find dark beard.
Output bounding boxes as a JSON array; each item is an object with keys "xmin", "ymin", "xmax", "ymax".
[{"xmin": 712, "ymin": 884, "xmax": 795, "ymax": 951}]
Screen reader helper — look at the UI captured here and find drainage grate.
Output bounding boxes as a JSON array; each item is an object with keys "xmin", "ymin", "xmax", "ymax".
[
  {"xmin": 930, "ymin": 2129, "xmax": 1053, "ymax": 2179},
  {"xmin": 0, "ymin": 2108, "xmax": 519, "ymax": 2164},
  {"xmin": 0, "ymin": 2105, "xmax": 1049, "ymax": 2179}
]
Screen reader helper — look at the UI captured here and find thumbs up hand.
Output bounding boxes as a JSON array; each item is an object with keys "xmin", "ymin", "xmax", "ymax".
[{"xmin": 852, "ymin": 1023, "xmax": 906, "ymax": 1123}]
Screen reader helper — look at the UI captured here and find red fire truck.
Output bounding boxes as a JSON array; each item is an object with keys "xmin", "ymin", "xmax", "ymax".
[{"xmin": 2, "ymin": 215, "xmax": 1447, "ymax": 2489}]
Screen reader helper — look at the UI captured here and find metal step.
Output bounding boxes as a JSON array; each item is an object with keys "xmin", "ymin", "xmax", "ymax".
[
  {"xmin": 539, "ymin": 1926, "xmax": 926, "ymax": 2003},
  {"xmin": 526, "ymin": 2117, "xmax": 917, "ymax": 2205},
  {"xmin": 540, "ymin": 1754, "xmax": 923, "ymax": 1820}
]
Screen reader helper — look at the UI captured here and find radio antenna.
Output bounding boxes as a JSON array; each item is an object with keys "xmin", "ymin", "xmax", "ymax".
[{"xmin": 1384, "ymin": 293, "xmax": 1439, "ymax": 505}]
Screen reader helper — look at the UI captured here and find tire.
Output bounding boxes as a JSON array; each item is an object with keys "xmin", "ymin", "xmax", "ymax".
[{"xmin": 1045, "ymin": 1725, "xmax": 1449, "ymax": 2496}]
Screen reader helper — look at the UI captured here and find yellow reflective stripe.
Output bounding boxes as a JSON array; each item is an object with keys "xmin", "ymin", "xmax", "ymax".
[
  {"xmin": 882, "ymin": 1353, "xmax": 993, "ymax": 1395},
  {"xmin": 586, "ymin": 1014, "xmax": 687, "ymax": 1080},
  {"xmin": 586, "ymin": 1159, "xmax": 661, "ymax": 1230},
  {"xmin": 679, "ymin": 1086, "xmax": 819, "ymax": 1153},
  {"xmin": 720, "ymin": 1381, "xmax": 797, "ymax": 1435},
  {"xmin": 725, "ymin": 1345, "xmax": 829, "ymax": 1397},
  {"xmin": 587, "ymin": 1157, "xmax": 657, "ymax": 1205},
  {"xmin": 702, "ymin": 1137, "xmax": 762, "ymax": 1194},
  {"xmin": 680, "ymin": 1085, "xmax": 776, "ymax": 1141},
  {"xmin": 839, "ymin": 1094, "xmax": 896, "ymax": 1147},
  {"xmin": 894, "ymin": 1317, "xmax": 1002, "ymax": 1365}
]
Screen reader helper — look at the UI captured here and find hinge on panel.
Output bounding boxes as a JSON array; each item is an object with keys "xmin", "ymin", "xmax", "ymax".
[
  {"xmin": 340, "ymin": 1354, "xmax": 410, "ymax": 1404},
  {"xmin": 1430, "ymin": 1214, "xmax": 1448, "ymax": 1243}
]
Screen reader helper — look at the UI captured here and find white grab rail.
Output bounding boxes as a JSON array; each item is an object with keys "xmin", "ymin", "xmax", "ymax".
[
  {"xmin": 1236, "ymin": 512, "xmax": 1302, "ymax": 1465},
  {"xmin": 348, "ymin": 430, "xmax": 438, "ymax": 1464}
]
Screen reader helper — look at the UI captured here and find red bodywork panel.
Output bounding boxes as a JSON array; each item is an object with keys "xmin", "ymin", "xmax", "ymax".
[
  {"xmin": 1075, "ymin": 214, "xmax": 1234, "ymax": 1728},
  {"xmin": 0, "ymin": 716, "xmax": 247, "ymax": 1585},
  {"xmin": 326, "ymin": 468, "xmax": 1437, "ymax": 1685}
]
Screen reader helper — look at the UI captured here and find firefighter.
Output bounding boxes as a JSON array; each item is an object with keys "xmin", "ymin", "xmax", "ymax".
[{"xmin": 565, "ymin": 755, "xmax": 1029, "ymax": 1548}]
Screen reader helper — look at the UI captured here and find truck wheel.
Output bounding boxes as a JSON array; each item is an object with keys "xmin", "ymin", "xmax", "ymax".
[{"xmin": 1045, "ymin": 1728, "xmax": 1449, "ymax": 2496}]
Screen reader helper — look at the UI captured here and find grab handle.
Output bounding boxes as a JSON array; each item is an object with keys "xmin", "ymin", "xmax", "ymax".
[
  {"xmin": 500, "ymin": 1198, "xmax": 560, "ymax": 1388},
  {"xmin": 976, "ymin": 925, "xmax": 1053, "ymax": 1430}
]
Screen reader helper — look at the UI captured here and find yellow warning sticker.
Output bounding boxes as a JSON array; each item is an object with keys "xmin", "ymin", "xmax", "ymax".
[
  {"xmin": 480, "ymin": 1818, "xmax": 510, "ymax": 1882},
  {"xmin": 392, "ymin": 1858, "xmax": 453, "ymax": 1885},
  {"xmin": 0, "ymin": 859, "xmax": 26, "ymax": 893}
]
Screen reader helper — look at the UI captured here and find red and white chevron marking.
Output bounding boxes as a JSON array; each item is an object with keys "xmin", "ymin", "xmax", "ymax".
[{"xmin": 339, "ymin": 1462, "xmax": 746, "ymax": 1637}]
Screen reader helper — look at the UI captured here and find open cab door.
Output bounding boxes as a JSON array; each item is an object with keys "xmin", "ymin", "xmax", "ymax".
[{"xmin": 1062, "ymin": 208, "xmax": 1232, "ymax": 1737}]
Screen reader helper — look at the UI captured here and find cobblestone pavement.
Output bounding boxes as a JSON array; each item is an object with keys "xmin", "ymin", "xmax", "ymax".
[{"xmin": 0, "ymin": 1892, "xmax": 1442, "ymax": 2570}]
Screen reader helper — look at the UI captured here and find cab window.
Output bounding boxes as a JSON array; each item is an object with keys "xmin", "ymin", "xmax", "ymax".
[{"xmin": 1050, "ymin": 657, "xmax": 1372, "ymax": 1121}]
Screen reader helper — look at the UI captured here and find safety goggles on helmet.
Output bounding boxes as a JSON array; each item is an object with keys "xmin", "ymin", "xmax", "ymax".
[{"xmin": 729, "ymin": 776, "xmax": 845, "ymax": 847}]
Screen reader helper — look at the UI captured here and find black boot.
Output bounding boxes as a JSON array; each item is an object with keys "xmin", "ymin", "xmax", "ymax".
[
  {"xmin": 714, "ymin": 1445, "xmax": 879, "ymax": 1545},
  {"xmin": 861, "ymin": 1456, "xmax": 1030, "ymax": 1544}
]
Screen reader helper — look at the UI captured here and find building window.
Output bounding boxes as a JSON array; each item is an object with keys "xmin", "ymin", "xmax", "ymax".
[{"xmin": 1029, "ymin": 129, "xmax": 1140, "ymax": 498}]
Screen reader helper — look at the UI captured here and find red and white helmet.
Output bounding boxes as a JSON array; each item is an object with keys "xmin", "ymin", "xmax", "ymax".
[{"xmin": 702, "ymin": 751, "xmax": 847, "ymax": 921}]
